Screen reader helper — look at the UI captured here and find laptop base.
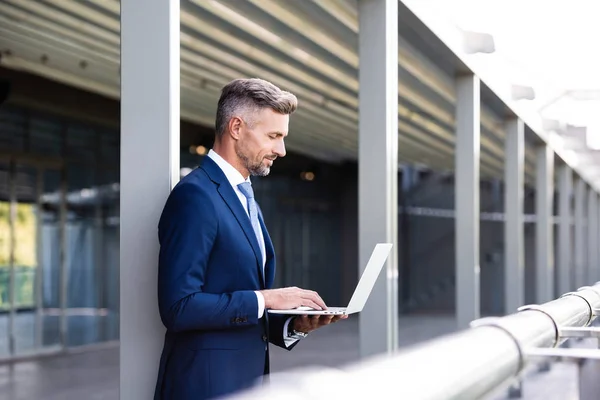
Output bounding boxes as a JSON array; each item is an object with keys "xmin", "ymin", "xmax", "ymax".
[{"xmin": 267, "ymin": 307, "xmax": 348, "ymax": 316}]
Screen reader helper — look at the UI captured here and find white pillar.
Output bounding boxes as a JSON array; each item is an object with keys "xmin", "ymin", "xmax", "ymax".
[
  {"xmin": 358, "ymin": 0, "xmax": 399, "ymax": 358},
  {"xmin": 535, "ymin": 145, "xmax": 554, "ymax": 304},
  {"xmin": 588, "ymin": 189, "xmax": 597, "ymax": 284},
  {"xmin": 504, "ymin": 118, "xmax": 524, "ymax": 314},
  {"xmin": 455, "ymin": 74, "xmax": 481, "ymax": 329},
  {"xmin": 574, "ymin": 178, "xmax": 586, "ymax": 288},
  {"xmin": 120, "ymin": 1, "xmax": 180, "ymax": 398},
  {"xmin": 597, "ymin": 193, "xmax": 600, "ymax": 282},
  {"xmin": 557, "ymin": 165, "xmax": 572, "ymax": 295}
]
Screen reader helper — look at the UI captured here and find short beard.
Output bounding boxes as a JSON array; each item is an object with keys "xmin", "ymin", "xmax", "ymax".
[{"xmin": 236, "ymin": 145, "xmax": 270, "ymax": 177}]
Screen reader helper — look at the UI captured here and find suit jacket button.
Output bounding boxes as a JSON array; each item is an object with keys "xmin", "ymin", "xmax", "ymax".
[{"xmin": 262, "ymin": 334, "xmax": 268, "ymax": 342}]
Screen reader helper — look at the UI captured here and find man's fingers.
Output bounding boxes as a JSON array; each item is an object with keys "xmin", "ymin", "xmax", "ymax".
[
  {"xmin": 288, "ymin": 287, "xmax": 327, "ymax": 310},
  {"xmin": 298, "ymin": 293, "xmax": 325, "ymax": 310},
  {"xmin": 304, "ymin": 300, "xmax": 323, "ymax": 310},
  {"xmin": 304, "ymin": 291, "xmax": 327, "ymax": 309}
]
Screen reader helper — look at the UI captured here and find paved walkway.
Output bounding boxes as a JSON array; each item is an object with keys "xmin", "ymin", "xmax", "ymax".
[{"xmin": 0, "ymin": 315, "xmax": 584, "ymax": 400}]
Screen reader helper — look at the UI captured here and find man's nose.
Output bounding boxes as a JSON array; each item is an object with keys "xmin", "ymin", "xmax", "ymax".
[{"xmin": 274, "ymin": 140, "xmax": 286, "ymax": 158}]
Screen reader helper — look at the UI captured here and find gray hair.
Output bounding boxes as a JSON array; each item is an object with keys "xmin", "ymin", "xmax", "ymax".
[{"xmin": 215, "ymin": 78, "xmax": 298, "ymax": 137}]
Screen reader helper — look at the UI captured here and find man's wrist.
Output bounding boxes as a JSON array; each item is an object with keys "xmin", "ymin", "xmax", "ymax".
[
  {"xmin": 254, "ymin": 291, "xmax": 265, "ymax": 318},
  {"xmin": 288, "ymin": 328, "xmax": 308, "ymax": 339},
  {"xmin": 289, "ymin": 317, "xmax": 308, "ymax": 337},
  {"xmin": 258, "ymin": 290, "xmax": 270, "ymax": 309}
]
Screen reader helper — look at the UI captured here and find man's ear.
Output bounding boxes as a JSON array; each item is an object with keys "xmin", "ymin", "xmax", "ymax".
[{"xmin": 228, "ymin": 116, "xmax": 242, "ymax": 140}]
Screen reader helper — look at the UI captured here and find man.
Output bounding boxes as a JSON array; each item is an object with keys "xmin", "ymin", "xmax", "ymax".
[{"xmin": 154, "ymin": 78, "xmax": 346, "ymax": 400}]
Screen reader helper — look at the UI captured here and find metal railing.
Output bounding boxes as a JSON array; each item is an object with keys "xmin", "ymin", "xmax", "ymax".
[{"xmin": 226, "ymin": 283, "xmax": 600, "ymax": 400}]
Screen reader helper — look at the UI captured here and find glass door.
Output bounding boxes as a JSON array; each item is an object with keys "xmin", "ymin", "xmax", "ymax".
[
  {"xmin": 13, "ymin": 162, "xmax": 42, "ymax": 355},
  {"xmin": 0, "ymin": 156, "xmax": 64, "ymax": 359},
  {"xmin": 0, "ymin": 160, "xmax": 10, "ymax": 358},
  {"xmin": 38, "ymin": 165, "xmax": 63, "ymax": 354}
]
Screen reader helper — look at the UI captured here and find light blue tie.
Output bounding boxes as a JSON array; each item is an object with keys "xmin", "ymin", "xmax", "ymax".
[{"xmin": 237, "ymin": 182, "xmax": 265, "ymax": 266}]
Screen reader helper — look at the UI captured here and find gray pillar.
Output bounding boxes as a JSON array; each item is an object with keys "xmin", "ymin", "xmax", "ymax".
[
  {"xmin": 558, "ymin": 165, "xmax": 572, "ymax": 295},
  {"xmin": 574, "ymin": 178, "xmax": 586, "ymax": 288},
  {"xmin": 588, "ymin": 189, "xmax": 597, "ymax": 284},
  {"xmin": 535, "ymin": 145, "xmax": 554, "ymax": 304},
  {"xmin": 358, "ymin": 0, "xmax": 399, "ymax": 358},
  {"xmin": 455, "ymin": 74, "xmax": 480, "ymax": 329},
  {"xmin": 504, "ymin": 118, "xmax": 524, "ymax": 314},
  {"xmin": 597, "ymin": 194, "xmax": 600, "ymax": 282},
  {"xmin": 120, "ymin": 1, "xmax": 180, "ymax": 398},
  {"xmin": 597, "ymin": 192, "xmax": 600, "ymax": 282}
]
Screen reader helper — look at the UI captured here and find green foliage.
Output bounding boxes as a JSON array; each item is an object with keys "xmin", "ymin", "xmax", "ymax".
[{"xmin": 0, "ymin": 267, "xmax": 36, "ymax": 309}]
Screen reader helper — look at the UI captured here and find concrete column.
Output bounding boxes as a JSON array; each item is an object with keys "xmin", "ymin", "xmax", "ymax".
[
  {"xmin": 597, "ymin": 193, "xmax": 600, "ymax": 282},
  {"xmin": 535, "ymin": 145, "xmax": 554, "ymax": 304},
  {"xmin": 120, "ymin": 0, "xmax": 180, "ymax": 398},
  {"xmin": 358, "ymin": 0, "xmax": 399, "ymax": 358},
  {"xmin": 455, "ymin": 74, "xmax": 481, "ymax": 329},
  {"xmin": 557, "ymin": 165, "xmax": 572, "ymax": 295},
  {"xmin": 574, "ymin": 178, "xmax": 586, "ymax": 288},
  {"xmin": 504, "ymin": 118, "xmax": 524, "ymax": 314},
  {"xmin": 588, "ymin": 188, "xmax": 597, "ymax": 284}
]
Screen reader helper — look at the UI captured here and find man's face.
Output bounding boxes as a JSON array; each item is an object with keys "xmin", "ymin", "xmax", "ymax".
[{"xmin": 235, "ymin": 108, "xmax": 288, "ymax": 177}]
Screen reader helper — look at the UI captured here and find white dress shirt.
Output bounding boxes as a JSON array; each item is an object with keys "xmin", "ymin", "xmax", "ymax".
[{"xmin": 207, "ymin": 150, "xmax": 298, "ymax": 346}]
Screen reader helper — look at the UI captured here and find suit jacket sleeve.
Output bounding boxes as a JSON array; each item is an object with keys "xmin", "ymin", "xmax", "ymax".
[
  {"xmin": 157, "ymin": 182, "xmax": 259, "ymax": 332},
  {"xmin": 267, "ymin": 314, "xmax": 299, "ymax": 350}
]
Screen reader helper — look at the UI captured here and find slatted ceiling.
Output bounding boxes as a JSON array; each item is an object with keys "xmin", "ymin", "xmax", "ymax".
[
  {"xmin": 187, "ymin": 0, "xmax": 358, "ymax": 89},
  {"xmin": 41, "ymin": 0, "xmax": 117, "ymax": 37},
  {"xmin": 290, "ymin": 0, "xmax": 359, "ymax": 54},
  {"xmin": 0, "ymin": 26, "xmax": 118, "ymax": 89},
  {"xmin": 1, "ymin": 1, "xmax": 436, "ymax": 166},
  {"xmin": 0, "ymin": 0, "xmax": 560, "ymax": 184},
  {"xmin": 198, "ymin": 3, "xmax": 520, "ymax": 176}
]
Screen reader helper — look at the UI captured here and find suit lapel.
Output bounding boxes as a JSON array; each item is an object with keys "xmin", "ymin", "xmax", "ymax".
[{"xmin": 201, "ymin": 157, "xmax": 265, "ymax": 288}]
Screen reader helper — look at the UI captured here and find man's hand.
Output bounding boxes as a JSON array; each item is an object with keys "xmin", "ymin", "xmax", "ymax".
[
  {"xmin": 292, "ymin": 314, "xmax": 348, "ymax": 334},
  {"xmin": 259, "ymin": 287, "xmax": 327, "ymax": 310}
]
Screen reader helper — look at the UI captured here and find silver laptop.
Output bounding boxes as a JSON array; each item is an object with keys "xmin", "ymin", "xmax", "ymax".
[{"xmin": 267, "ymin": 243, "xmax": 393, "ymax": 316}]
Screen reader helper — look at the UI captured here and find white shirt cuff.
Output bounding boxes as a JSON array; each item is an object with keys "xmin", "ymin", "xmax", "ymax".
[
  {"xmin": 283, "ymin": 317, "xmax": 299, "ymax": 347},
  {"xmin": 255, "ymin": 291, "xmax": 265, "ymax": 318}
]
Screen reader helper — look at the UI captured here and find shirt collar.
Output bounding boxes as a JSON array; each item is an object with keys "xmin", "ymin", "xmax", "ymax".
[{"xmin": 207, "ymin": 149, "xmax": 250, "ymax": 188}]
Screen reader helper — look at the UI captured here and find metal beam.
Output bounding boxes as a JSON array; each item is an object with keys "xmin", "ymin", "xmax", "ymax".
[
  {"xmin": 455, "ymin": 74, "xmax": 481, "ymax": 328},
  {"xmin": 226, "ymin": 285, "xmax": 600, "ymax": 400},
  {"xmin": 504, "ymin": 118, "xmax": 524, "ymax": 314},
  {"xmin": 558, "ymin": 165, "xmax": 572, "ymax": 295},
  {"xmin": 120, "ymin": 0, "xmax": 180, "ymax": 398},
  {"xmin": 536, "ymin": 145, "xmax": 554, "ymax": 304},
  {"xmin": 357, "ymin": 0, "xmax": 398, "ymax": 358},
  {"xmin": 574, "ymin": 178, "xmax": 587, "ymax": 288}
]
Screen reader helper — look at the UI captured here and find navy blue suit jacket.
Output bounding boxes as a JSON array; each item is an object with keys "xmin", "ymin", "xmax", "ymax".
[{"xmin": 154, "ymin": 156, "xmax": 295, "ymax": 400}]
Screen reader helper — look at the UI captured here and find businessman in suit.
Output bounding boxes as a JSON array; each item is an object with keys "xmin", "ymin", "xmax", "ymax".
[{"xmin": 154, "ymin": 78, "xmax": 346, "ymax": 400}]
